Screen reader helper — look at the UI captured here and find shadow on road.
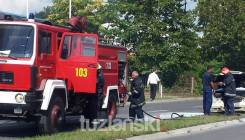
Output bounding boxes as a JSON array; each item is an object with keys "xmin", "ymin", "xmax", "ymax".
[
  {"xmin": 0, "ymin": 116, "xmax": 129, "ymax": 139},
  {"xmin": 0, "ymin": 116, "xmax": 84, "ymax": 139}
]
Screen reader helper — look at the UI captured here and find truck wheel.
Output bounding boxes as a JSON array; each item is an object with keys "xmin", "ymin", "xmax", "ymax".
[
  {"xmin": 96, "ymin": 99, "xmax": 117, "ymax": 127},
  {"xmin": 107, "ymin": 99, "xmax": 117, "ymax": 122},
  {"xmin": 39, "ymin": 96, "xmax": 65, "ymax": 134}
]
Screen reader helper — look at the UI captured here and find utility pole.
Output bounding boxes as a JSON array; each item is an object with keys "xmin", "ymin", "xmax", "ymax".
[
  {"xmin": 26, "ymin": 0, "xmax": 29, "ymax": 19},
  {"xmin": 69, "ymin": 0, "xmax": 72, "ymax": 18},
  {"xmin": 184, "ymin": 0, "xmax": 187, "ymax": 12}
]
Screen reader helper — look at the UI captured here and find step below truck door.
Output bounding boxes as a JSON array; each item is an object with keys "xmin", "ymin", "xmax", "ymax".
[{"xmin": 57, "ymin": 33, "xmax": 98, "ymax": 94}]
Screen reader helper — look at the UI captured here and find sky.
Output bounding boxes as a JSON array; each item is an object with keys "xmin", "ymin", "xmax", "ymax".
[
  {"xmin": 186, "ymin": 0, "xmax": 197, "ymax": 11},
  {"xmin": 0, "ymin": 0, "xmax": 52, "ymax": 16},
  {"xmin": 0, "ymin": 0, "xmax": 196, "ymax": 16}
]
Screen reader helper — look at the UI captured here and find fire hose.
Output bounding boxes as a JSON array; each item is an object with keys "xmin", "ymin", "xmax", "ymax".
[
  {"xmin": 126, "ymin": 93, "xmax": 184, "ymax": 120},
  {"xmin": 142, "ymin": 110, "xmax": 184, "ymax": 120}
]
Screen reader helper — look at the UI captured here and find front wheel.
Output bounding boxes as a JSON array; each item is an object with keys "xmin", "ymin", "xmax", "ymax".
[{"xmin": 38, "ymin": 96, "xmax": 65, "ymax": 134}]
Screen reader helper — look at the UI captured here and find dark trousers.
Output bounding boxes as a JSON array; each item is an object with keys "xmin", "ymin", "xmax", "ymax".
[
  {"xmin": 203, "ymin": 90, "xmax": 212, "ymax": 115},
  {"xmin": 223, "ymin": 96, "xmax": 235, "ymax": 115},
  {"xmin": 150, "ymin": 84, "xmax": 157, "ymax": 100},
  {"xmin": 129, "ymin": 104, "xmax": 144, "ymax": 121}
]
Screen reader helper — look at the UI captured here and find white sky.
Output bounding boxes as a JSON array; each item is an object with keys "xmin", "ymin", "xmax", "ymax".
[
  {"xmin": 0, "ymin": 0, "xmax": 196, "ymax": 16},
  {"xmin": 0, "ymin": 0, "xmax": 52, "ymax": 16},
  {"xmin": 186, "ymin": 0, "xmax": 197, "ymax": 11}
]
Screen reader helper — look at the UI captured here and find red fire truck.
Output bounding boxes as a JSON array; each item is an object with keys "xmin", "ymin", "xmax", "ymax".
[{"xmin": 0, "ymin": 15, "xmax": 128, "ymax": 133}]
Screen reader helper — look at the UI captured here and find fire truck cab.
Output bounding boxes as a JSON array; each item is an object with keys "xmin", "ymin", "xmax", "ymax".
[{"xmin": 0, "ymin": 17, "xmax": 128, "ymax": 133}]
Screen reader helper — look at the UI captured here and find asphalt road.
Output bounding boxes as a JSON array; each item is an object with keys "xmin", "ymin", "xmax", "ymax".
[
  {"xmin": 163, "ymin": 123, "xmax": 245, "ymax": 140},
  {"xmin": 0, "ymin": 99, "xmax": 202, "ymax": 139},
  {"xmin": 117, "ymin": 99, "xmax": 202, "ymax": 119}
]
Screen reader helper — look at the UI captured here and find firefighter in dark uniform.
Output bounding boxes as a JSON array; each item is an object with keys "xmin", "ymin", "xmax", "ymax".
[
  {"xmin": 219, "ymin": 67, "xmax": 236, "ymax": 115},
  {"xmin": 128, "ymin": 71, "xmax": 145, "ymax": 121},
  {"xmin": 97, "ymin": 64, "xmax": 105, "ymax": 109},
  {"xmin": 84, "ymin": 64, "xmax": 104, "ymax": 128}
]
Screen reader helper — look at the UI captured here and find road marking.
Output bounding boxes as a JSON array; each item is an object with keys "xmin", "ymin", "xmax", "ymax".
[
  {"xmin": 0, "ymin": 120, "xmax": 14, "ymax": 124},
  {"xmin": 147, "ymin": 110, "xmax": 168, "ymax": 113},
  {"xmin": 193, "ymin": 105, "xmax": 202, "ymax": 108}
]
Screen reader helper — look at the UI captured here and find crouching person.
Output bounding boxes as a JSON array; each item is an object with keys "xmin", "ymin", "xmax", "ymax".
[{"xmin": 128, "ymin": 71, "xmax": 145, "ymax": 122}]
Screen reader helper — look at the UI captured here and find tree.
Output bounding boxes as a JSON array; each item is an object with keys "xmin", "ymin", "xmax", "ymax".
[
  {"xmin": 99, "ymin": 0, "xmax": 199, "ymax": 86},
  {"xmin": 197, "ymin": 0, "xmax": 245, "ymax": 70},
  {"xmin": 37, "ymin": 0, "xmax": 105, "ymax": 32},
  {"xmin": 35, "ymin": 6, "xmax": 52, "ymax": 19}
]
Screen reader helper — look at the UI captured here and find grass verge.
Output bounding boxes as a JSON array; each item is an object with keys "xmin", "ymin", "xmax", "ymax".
[{"xmin": 23, "ymin": 114, "xmax": 242, "ymax": 140}]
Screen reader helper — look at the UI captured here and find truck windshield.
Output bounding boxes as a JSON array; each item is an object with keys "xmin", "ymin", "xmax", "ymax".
[{"xmin": 0, "ymin": 24, "xmax": 34, "ymax": 58}]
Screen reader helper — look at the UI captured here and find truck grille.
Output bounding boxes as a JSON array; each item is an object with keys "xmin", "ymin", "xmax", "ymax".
[{"xmin": 0, "ymin": 71, "xmax": 14, "ymax": 84}]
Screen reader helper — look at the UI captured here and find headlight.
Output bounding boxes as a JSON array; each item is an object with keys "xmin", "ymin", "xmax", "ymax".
[{"xmin": 15, "ymin": 93, "xmax": 25, "ymax": 103}]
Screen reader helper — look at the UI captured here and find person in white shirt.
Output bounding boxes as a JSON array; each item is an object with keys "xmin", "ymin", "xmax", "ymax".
[{"xmin": 147, "ymin": 70, "xmax": 160, "ymax": 101}]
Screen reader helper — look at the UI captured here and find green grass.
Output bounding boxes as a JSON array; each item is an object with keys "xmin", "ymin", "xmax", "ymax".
[
  {"xmin": 160, "ymin": 115, "xmax": 240, "ymax": 130},
  {"xmin": 23, "ymin": 114, "xmax": 242, "ymax": 140}
]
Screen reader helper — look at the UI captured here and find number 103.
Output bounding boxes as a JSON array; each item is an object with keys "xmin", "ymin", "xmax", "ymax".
[{"xmin": 75, "ymin": 68, "xmax": 88, "ymax": 77}]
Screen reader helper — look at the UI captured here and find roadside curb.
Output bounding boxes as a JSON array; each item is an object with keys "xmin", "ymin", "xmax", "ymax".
[
  {"xmin": 145, "ymin": 97, "xmax": 202, "ymax": 104},
  {"xmin": 125, "ymin": 118, "xmax": 245, "ymax": 140},
  {"xmin": 123, "ymin": 97, "xmax": 202, "ymax": 106}
]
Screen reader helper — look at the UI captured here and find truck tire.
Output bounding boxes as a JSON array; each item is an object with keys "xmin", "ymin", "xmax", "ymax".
[
  {"xmin": 107, "ymin": 99, "xmax": 117, "ymax": 122},
  {"xmin": 97, "ymin": 96, "xmax": 117, "ymax": 123},
  {"xmin": 39, "ymin": 96, "xmax": 65, "ymax": 134},
  {"xmin": 96, "ymin": 98, "xmax": 117, "ymax": 127}
]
